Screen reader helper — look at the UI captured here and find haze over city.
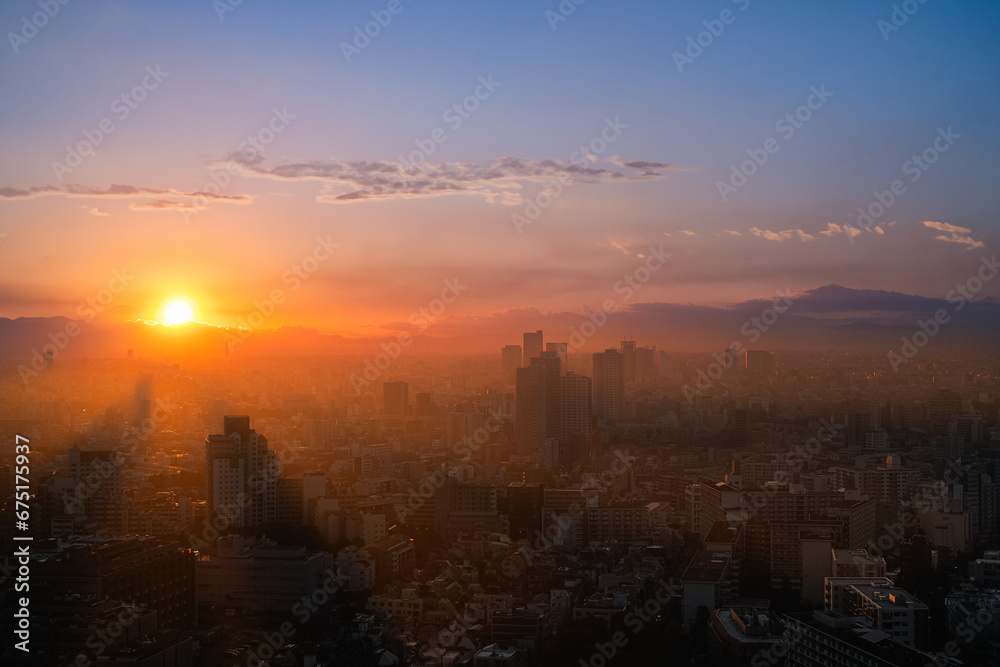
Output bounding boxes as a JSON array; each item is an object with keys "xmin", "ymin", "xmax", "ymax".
[{"xmin": 1, "ymin": 1, "xmax": 1000, "ymax": 666}]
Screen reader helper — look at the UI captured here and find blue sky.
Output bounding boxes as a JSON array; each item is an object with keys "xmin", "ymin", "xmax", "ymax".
[{"xmin": 0, "ymin": 0, "xmax": 998, "ymax": 334}]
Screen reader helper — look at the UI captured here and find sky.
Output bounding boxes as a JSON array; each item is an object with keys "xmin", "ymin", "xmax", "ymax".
[{"xmin": 1, "ymin": 0, "xmax": 998, "ymax": 340}]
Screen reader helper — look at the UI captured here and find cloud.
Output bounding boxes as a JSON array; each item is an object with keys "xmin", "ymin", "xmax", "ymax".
[
  {"xmin": 89, "ymin": 207, "xmax": 110, "ymax": 216},
  {"xmin": 724, "ymin": 230, "xmax": 742, "ymax": 236},
  {"xmin": 923, "ymin": 220, "xmax": 984, "ymax": 249},
  {"xmin": 129, "ymin": 200, "xmax": 203, "ymax": 211},
  {"xmin": 749, "ymin": 226, "xmax": 815, "ymax": 242},
  {"xmin": 820, "ymin": 222, "xmax": 863, "ymax": 238},
  {"xmin": 679, "ymin": 230, "xmax": 697, "ymax": 236},
  {"xmin": 0, "ymin": 183, "xmax": 252, "ymax": 209},
  {"xmin": 218, "ymin": 152, "xmax": 688, "ymax": 204}
]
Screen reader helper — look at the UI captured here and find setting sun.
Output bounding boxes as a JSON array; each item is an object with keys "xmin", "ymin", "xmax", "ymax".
[{"xmin": 163, "ymin": 300, "xmax": 195, "ymax": 325}]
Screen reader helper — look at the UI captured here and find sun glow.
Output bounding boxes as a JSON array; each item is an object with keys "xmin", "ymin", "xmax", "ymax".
[{"xmin": 163, "ymin": 299, "xmax": 195, "ymax": 325}]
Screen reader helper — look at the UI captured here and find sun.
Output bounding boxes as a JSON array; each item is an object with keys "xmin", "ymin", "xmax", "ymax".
[{"xmin": 163, "ymin": 299, "xmax": 195, "ymax": 325}]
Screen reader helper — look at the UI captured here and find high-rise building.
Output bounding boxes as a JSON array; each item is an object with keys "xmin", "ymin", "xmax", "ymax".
[
  {"xmin": 621, "ymin": 339, "xmax": 637, "ymax": 382},
  {"xmin": 382, "ymin": 381, "xmax": 409, "ymax": 418},
  {"xmin": 559, "ymin": 372, "xmax": 591, "ymax": 446},
  {"xmin": 205, "ymin": 415, "xmax": 278, "ymax": 529},
  {"xmin": 783, "ymin": 611, "xmax": 936, "ymax": 667},
  {"xmin": 634, "ymin": 345, "xmax": 658, "ymax": 384},
  {"xmin": 734, "ymin": 409, "xmax": 749, "ymax": 448},
  {"xmin": 34, "ymin": 537, "xmax": 196, "ymax": 629},
  {"xmin": 592, "ymin": 349, "xmax": 624, "ymax": 425},
  {"xmin": 68, "ymin": 446, "xmax": 124, "ymax": 532},
  {"xmin": 501, "ymin": 345, "xmax": 522, "ymax": 384},
  {"xmin": 523, "ymin": 330, "xmax": 543, "ymax": 365},
  {"xmin": 515, "ymin": 352, "xmax": 560, "ymax": 455},
  {"xmin": 545, "ymin": 342, "xmax": 568, "ymax": 374},
  {"xmin": 745, "ymin": 350, "xmax": 774, "ymax": 377}
]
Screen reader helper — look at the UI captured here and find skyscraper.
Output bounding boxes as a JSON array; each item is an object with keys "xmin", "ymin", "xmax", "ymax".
[
  {"xmin": 745, "ymin": 350, "xmax": 774, "ymax": 377},
  {"xmin": 635, "ymin": 345, "xmax": 658, "ymax": 384},
  {"xmin": 523, "ymin": 330, "xmax": 543, "ymax": 365},
  {"xmin": 621, "ymin": 339, "xmax": 637, "ymax": 382},
  {"xmin": 501, "ymin": 345, "xmax": 523, "ymax": 384},
  {"xmin": 560, "ymin": 371, "xmax": 592, "ymax": 456},
  {"xmin": 545, "ymin": 342, "xmax": 568, "ymax": 374},
  {"xmin": 592, "ymin": 349, "xmax": 624, "ymax": 425},
  {"xmin": 383, "ymin": 381, "xmax": 409, "ymax": 418},
  {"xmin": 206, "ymin": 415, "xmax": 278, "ymax": 528},
  {"xmin": 515, "ymin": 351, "xmax": 560, "ymax": 456}
]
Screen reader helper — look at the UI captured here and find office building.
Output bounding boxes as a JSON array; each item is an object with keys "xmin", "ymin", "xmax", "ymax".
[
  {"xmin": 523, "ymin": 330, "xmax": 543, "ymax": 364},
  {"xmin": 783, "ymin": 610, "xmax": 935, "ymax": 667},
  {"xmin": 545, "ymin": 341, "xmax": 568, "ymax": 374},
  {"xmin": 502, "ymin": 345, "xmax": 523, "ymax": 384},
  {"xmin": 382, "ymin": 381, "xmax": 409, "ymax": 418},
  {"xmin": 205, "ymin": 415, "xmax": 278, "ymax": 529},
  {"xmin": 592, "ymin": 349, "xmax": 624, "ymax": 425}
]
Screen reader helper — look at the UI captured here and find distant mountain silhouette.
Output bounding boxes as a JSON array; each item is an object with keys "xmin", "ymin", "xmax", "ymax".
[{"xmin": 1, "ymin": 284, "xmax": 997, "ymax": 362}]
